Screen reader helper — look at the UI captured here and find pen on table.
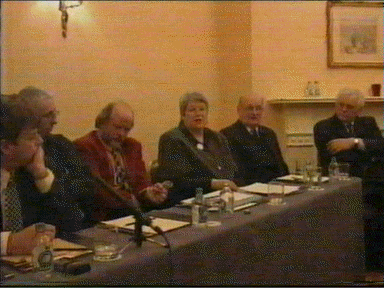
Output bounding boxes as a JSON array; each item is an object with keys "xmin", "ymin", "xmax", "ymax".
[{"xmin": 1, "ymin": 272, "xmax": 15, "ymax": 280}]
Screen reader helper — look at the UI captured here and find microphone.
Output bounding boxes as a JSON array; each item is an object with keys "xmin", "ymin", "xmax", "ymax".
[{"xmin": 91, "ymin": 173, "xmax": 170, "ymax": 247}]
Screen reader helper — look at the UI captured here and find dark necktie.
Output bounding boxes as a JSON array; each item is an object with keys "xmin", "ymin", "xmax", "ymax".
[
  {"xmin": 345, "ymin": 122, "xmax": 354, "ymax": 136},
  {"xmin": 2, "ymin": 176, "xmax": 23, "ymax": 232}
]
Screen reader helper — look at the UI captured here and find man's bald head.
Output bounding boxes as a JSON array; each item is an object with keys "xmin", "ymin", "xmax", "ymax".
[
  {"xmin": 237, "ymin": 93, "xmax": 265, "ymax": 128},
  {"xmin": 96, "ymin": 101, "xmax": 135, "ymax": 145}
]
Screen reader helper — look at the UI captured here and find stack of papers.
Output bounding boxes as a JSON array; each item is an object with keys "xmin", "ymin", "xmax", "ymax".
[
  {"xmin": 240, "ymin": 182, "xmax": 301, "ymax": 195},
  {"xmin": 276, "ymin": 174, "xmax": 329, "ymax": 183},
  {"xmin": 181, "ymin": 190, "xmax": 264, "ymax": 207},
  {"xmin": 102, "ymin": 216, "xmax": 190, "ymax": 236}
]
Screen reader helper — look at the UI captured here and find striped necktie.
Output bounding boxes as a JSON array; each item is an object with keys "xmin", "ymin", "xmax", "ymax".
[
  {"xmin": 2, "ymin": 176, "xmax": 23, "ymax": 232},
  {"xmin": 111, "ymin": 148, "xmax": 132, "ymax": 192},
  {"xmin": 111, "ymin": 148, "xmax": 125, "ymax": 186}
]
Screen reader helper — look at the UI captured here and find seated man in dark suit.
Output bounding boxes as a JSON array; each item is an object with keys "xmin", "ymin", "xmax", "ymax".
[
  {"xmin": 74, "ymin": 101, "xmax": 169, "ymax": 221},
  {"xmin": 314, "ymin": 88, "xmax": 384, "ymax": 282},
  {"xmin": 221, "ymin": 93, "xmax": 289, "ymax": 185},
  {"xmin": 16, "ymin": 87, "xmax": 97, "ymax": 230},
  {"xmin": 314, "ymin": 88, "xmax": 383, "ymax": 177},
  {"xmin": 1, "ymin": 94, "xmax": 67, "ymax": 255}
]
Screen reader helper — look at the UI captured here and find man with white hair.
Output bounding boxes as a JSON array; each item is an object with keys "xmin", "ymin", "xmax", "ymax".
[
  {"xmin": 314, "ymin": 88, "xmax": 384, "ymax": 281},
  {"xmin": 15, "ymin": 86, "xmax": 96, "ymax": 232},
  {"xmin": 314, "ymin": 88, "xmax": 383, "ymax": 177}
]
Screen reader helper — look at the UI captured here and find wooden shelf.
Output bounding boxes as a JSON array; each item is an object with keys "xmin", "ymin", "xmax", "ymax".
[{"xmin": 268, "ymin": 97, "xmax": 384, "ymax": 105}]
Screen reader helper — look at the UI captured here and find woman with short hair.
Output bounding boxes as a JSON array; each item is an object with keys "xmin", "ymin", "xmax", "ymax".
[{"xmin": 155, "ymin": 92, "xmax": 238, "ymax": 204}]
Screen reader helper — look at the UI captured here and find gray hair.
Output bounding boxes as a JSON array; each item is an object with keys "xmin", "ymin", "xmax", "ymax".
[
  {"xmin": 336, "ymin": 88, "xmax": 365, "ymax": 109},
  {"xmin": 95, "ymin": 101, "xmax": 134, "ymax": 129},
  {"xmin": 16, "ymin": 86, "xmax": 53, "ymax": 117},
  {"xmin": 179, "ymin": 92, "xmax": 209, "ymax": 116},
  {"xmin": 18, "ymin": 86, "xmax": 53, "ymax": 102}
]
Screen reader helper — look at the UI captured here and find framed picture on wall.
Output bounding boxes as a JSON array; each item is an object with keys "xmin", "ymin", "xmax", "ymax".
[{"xmin": 327, "ymin": 1, "xmax": 384, "ymax": 68}]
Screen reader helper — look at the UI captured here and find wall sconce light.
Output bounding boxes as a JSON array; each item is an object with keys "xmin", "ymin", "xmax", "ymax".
[{"xmin": 59, "ymin": 0, "xmax": 83, "ymax": 38}]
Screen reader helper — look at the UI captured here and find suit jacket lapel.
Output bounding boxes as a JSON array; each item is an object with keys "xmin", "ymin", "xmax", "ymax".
[
  {"xmin": 236, "ymin": 121, "xmax": 262, "ymax": 144},
  {"xmin": 332, "ymin": 115, "xmax": 350, "ymax": 138},
  {"xmin": 93, "ymin": 132, "xmax": 116, "ymax": 180}
]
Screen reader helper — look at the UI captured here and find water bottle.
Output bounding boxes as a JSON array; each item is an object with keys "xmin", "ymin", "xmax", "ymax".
[
  {"xmin": 314, "ymin": 81, "xmax": 321, "ymax": 97},
  {"xmin": 328, "ymin": 157, "xmax": 339, "ymax": 183},
  {"xmin": 219, "ymin": 186, "xmax": 228, "ymax": 213},
  {"xmin": 199, "ymin": 195, "xmax": 208, "ymax": 224},
  {"xmin": 192, "ymin": 188, "xmax": 203, "ymax": 225},
  {"xmin": 32, "ymin": 223, "xmax": 54, "ymax": 272},
  {"xmin": 195, "ymin": 188, "xmax": 203, "ymax": 205},
  {"xmin": 191, "ymin": 203, "xmax": 200, "ymax": 225},
  {"xmin": 223, "ymin": 185, "xmax": 234, "ymax": 214},
  {"xmin": 305, "ymin": 81, "xmax": 311, "ymax": 97},
  {"xmin": 302, "ymin": 161, "xmax": 312, "ymax": 183}
]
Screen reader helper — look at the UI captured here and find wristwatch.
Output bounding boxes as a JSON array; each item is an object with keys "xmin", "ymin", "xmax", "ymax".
[{"xmin": 354, "ymin": 138, "xmax": 359, "ymax": 147}]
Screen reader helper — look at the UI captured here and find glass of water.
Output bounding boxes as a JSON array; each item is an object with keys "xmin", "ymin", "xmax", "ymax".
[
  {"xmin": 268, "ymin": 183, "xmax": 286, "ymax": 206},
  {"xmin": 93, "ymin": 241, "xmax": 121, "ymax": 262},
  {"xmin": 338, "ymin": 163, "xmax": 350, "ymax": 181},
  {"xmin": 308, "ymin": 166, "xmax": 324, "ymax": 191}
]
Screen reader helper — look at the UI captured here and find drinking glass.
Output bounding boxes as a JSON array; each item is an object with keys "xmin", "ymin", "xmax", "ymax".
[
  {"xmin": 308, "ymin": 166, "xmax": 324, "ymax": 191},
  {"xmin": 93, "ymin": 226, "xmax": 122, "ymax": 261},
  {"xmin": 268, "ymin": 183, "xmax": 286, "ymax": 206},
  {"xmin": 93, "ymin": 241, "xmax": 121, "ymax": 262},
  {"xmin": 302, "ymin": 161, "xmax": 313, "ymax": 183},
  {"xmin": 338, "ymin": 163, "xmax": 350, "ymax": 180}
]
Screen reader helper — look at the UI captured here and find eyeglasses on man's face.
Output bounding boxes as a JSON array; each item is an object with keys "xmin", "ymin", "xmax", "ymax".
[{"xmin": 41, "ymin": 110, "xmax": 60, "ymax": 119}]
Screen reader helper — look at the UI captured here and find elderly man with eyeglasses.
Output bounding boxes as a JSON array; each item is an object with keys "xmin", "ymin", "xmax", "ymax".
[
  {"xmin": 314, "ymin": 88, "xmax": 384, "ymax": 281},
  {"xmin": 314, "ymin": 88, "xmax": 383, "ymax": 178},
  {"xmin": 14, "ymin": 86, "xmax": 97, "ymax": 233}
]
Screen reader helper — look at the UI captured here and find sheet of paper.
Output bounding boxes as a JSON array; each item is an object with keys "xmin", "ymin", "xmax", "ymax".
[
  {"xmin": 102, "ymin": 216, "xmax": 189, "ymax": 236},
  {"xmin": 240, "ymin": 182, "xmax": 300, "ymax": 195},
  {"xmin": 181, "ymin": 190, "xmax": 260, "ymax": 205},
  {"xmin": 276, "ymin": 174, "xmax": 329, "ymax": 183},
  {"xmin": 102, "ymin": 215, "xmax": 136, "ymax": 228},
  {"xmin": 234, "ymin": 202, "xmax": 260, "ymax": 211},
  {"xmin": 53, "ymin": 238, "xmax": 88, "ymax": 250},
  {"xmin": 125, "ymin": 217, "xmax": 190, "ymax": 235}
]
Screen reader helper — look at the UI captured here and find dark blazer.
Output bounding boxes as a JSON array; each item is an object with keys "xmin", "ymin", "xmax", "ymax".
[
  {"xmin": 314, "ymin": 114, "xmax": 384, "ymax": 177},
  {"xmin": 156, "ymin": 122, "xmax": 237, "ymax": 204},
  {"xmin": 74, "ymin": 131, "xmax": 151, "ymax": 220},
  {"xmin": 13, "ymin": 170, "xmax": 88, "ymax": 233},
  {"xmin": 221, "ymin": 121, "xmax": 289, "ymax": 185},
  {"xmin": 2, "ymin": 134, "xmax": 95, "ymax": 233},
  {"xmin": 44, "ymin": 134, "xmax": 96, "ymax": 226}
]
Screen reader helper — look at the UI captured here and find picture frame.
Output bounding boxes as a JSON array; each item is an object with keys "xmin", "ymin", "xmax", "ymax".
[{"xmin": 327, "ymin": 1, "xmax": 384, "ymax": 68}]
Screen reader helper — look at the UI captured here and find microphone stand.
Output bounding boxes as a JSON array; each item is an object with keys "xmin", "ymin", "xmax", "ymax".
[{"xmin": 92, "ymin": 174, "xmax": 170, "ymax": 249}]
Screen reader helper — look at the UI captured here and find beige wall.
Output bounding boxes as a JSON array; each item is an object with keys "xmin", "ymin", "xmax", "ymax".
[
  {"xmin": 250, "ymin": 1, "xmax": 383, "ymax": 170},
  {"xmin": 2, "ymin": 1, "xmax": 383, "ymax": 170}
]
